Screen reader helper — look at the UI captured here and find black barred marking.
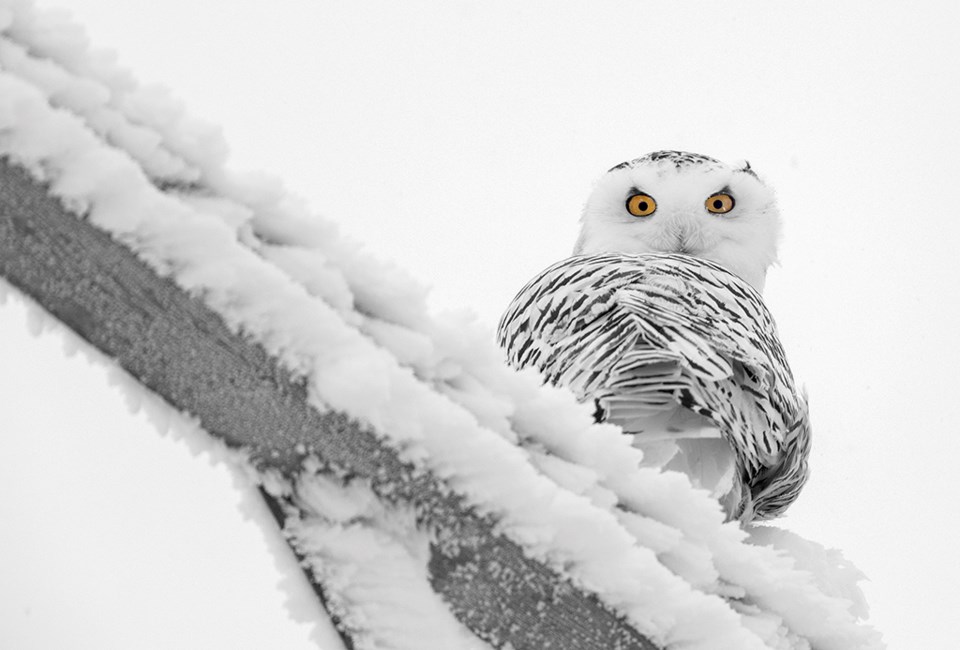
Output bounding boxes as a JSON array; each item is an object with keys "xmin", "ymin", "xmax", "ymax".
[
  {"xmin": 514, "ymin": 335, "xmax": 535, "ymax": 366},
  {"xmin": 533, "ymin": 299, "xmax": 564, "ymax": 333},
  {"xmin": 506, "ymin": 318, "xmax": 528, "ymax": 353},
  {"xmin": 497, "ymin": 252, "xmax": 810, "ymax": 521},
  {"xmin": 737, "ymin": 161, "xmax": 759, "ymax": 179},
  {"xmin": 609, "ymin": 150, "xmax": 725, "ymax": 173},
  {"xmin": 592, "ymin": 399, "xmax": 606, "ymax": 422},
  {"xmin": 568, "ymin": 291, "xmax": 591, "ymax": 318}
]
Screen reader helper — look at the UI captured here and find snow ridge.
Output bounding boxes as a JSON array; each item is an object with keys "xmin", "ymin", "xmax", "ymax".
[{"xmin": 0, "ymin": 2, "xmax": 883, "ymax": 648}]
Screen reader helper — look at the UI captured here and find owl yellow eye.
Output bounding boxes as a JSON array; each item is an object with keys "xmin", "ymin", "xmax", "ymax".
[
  {"xmin": 626, "ymin": 194, "xmax": 657, "ymax": 217},
  {"xmin": 705, "ymin": 193, "xmax": 735, "ymax": 214}
]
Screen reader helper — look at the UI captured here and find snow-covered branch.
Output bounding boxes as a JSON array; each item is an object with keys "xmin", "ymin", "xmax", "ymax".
[{"xmin": 0, "ymin": 158, "xmax": 657, "ymax": 649}]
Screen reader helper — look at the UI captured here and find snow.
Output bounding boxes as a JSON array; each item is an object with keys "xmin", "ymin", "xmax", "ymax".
[
  {"xmin": 279, "ymin": 469, "xmax": 493, "ymax": 650},
  {"xmin": 0, "ymin": 292, "xmax": 343, "ymax": 650},
  {"xmin": 0, "ymin": 1, "xmax": 896, "ymax": 648}
]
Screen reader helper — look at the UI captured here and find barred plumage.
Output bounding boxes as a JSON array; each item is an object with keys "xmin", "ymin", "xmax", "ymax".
[{"xmin": 498, "ymin": 252, "xmax": 810, "ymax": 521}]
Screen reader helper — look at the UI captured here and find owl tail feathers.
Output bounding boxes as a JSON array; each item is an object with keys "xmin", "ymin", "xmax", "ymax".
[
  {"xmin": 612, "ymin": 406, "xmax": 738, "ymax": 504},
  {"xmin": 664, "ymin": 438, "xmax": 738, "ymax": 501},
  {"xmin": 629, "ymin": 434, "xmax": 740, "ymax": 518},
  {"xmin": 661, "ymin": 437, "xmax": 742, "ymax": 521},
  {"xmin": 602, "ymin": 397, "xmax": 741, "ymax": 516}
]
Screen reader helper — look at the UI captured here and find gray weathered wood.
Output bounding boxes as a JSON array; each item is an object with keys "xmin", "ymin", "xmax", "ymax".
[{"xmin": 0, "ymin": 158, "xmax": 658, "ymax": 650}]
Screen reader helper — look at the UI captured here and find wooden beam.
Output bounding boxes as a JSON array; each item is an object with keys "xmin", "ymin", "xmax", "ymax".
[
  {"xmin": 0, "ymin": 158, "xmax": 658, "ymax": 650},
  {"xmin": 257, "ymin": 487, "xmax": 357, "ymax": 650}
]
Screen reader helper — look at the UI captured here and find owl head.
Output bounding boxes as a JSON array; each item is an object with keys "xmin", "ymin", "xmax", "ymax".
[{"xmin": 574, "ymin": 151, "xmax": 781, "ymax": 292}]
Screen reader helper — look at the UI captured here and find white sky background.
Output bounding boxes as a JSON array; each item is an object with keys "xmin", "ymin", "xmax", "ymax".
[{"xmin": 3, "ymin": 1, "xmax": 959, "ymax": 648}]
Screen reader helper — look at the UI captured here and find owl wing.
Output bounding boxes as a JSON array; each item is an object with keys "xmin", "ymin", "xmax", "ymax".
[{"xmin": 498, "ymin": 253, "xmax": 810, "ymax": 520}]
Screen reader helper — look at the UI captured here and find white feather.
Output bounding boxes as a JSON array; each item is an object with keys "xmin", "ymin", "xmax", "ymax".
[{"xmin": 574, "ymin": 151, "xmax": 781, "ymax": 293}]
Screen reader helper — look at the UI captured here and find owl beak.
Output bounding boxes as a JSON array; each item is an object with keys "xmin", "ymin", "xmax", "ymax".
[{"xmin": 667, "ymin": 221, "xmax": 700, "ymax": 256}]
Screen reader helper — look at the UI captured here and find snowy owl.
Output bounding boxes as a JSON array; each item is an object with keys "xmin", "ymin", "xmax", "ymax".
[{"xmin": 499, "ymin": 152, "xmax": 809, "ymax": 521}]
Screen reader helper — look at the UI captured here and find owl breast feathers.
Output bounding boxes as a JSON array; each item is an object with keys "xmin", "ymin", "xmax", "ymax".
[{"xmin": 498, "ymin": 252, "xmax": 810, "ymax": 521}]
